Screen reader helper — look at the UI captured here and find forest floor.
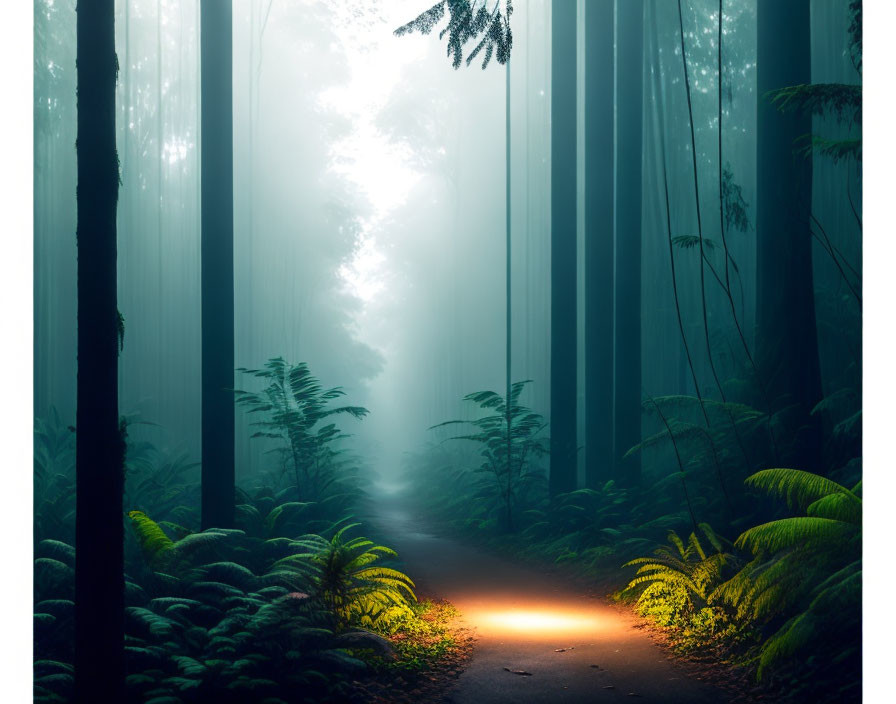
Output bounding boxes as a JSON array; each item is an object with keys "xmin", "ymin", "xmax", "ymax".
[{"xmin": 366, "ymin": 491, "xmax": 761, "ymax": 704}]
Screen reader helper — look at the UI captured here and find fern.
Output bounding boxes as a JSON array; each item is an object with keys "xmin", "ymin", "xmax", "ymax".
[
  {"xmin": 128, "ymin": 510, "xmax": 233, "ymax": 575},
  {"xmin": 758, "ymin": 562, "xmax": 860, "ymax": 679},
  {"xmin": 717, "ymin": 469, "xmax": 861, "ymax": 681},
  {"xmin": 672, "ymin": 235, "xmax": 717, "ymax": 251},
  {"xmin": 806, "ymin": 491, "xmax": 861, "ymax": 523},
  {"xmin": 285, "ymin": 525, "xmax": 416, "ymax": 630},
  {"xmin": 36, "ymin": 539, "xmax": 76, "ymax": 566},
  {"xmin": 797, "ymin": 135, "xmax": 861, "ymax": 163},
  {"xmin": 622, "ymin": 525, "xmax": 736, "ymax": 646},
  {"xmin": 744, "ymin": 468, "xmax": 855, "ymax": 512},
  {"xmin": 736, "ymin": 517, "xmax": 856, "ymax": 554},
  {"xmin": 235, "ymin": 358, "xmax": 368, "ymax": 502},
  {"xmin": 129, "ymin": 510, "xmax": 175, "ymax": 565},
  {"xmin": 432, "ymin": 381, "xmax": 548, "ymax": 531},
  {"xmin": 766, "ymin": 83, "xmax": 861, "ymax": 123},
  {"xmin": 395, "ymin": 0, "xmax": 513, "ymax": 70}
]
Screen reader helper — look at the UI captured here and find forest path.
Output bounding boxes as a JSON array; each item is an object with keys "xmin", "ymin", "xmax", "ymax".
[{"xmin": 367, "ymin": 492, "xmax": 732, "ymax": 704}]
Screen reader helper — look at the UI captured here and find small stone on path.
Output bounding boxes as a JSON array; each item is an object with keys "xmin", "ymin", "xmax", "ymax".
[{"xmin": 503, "ymin": 668, "xmax": 533, "ymax": 676}]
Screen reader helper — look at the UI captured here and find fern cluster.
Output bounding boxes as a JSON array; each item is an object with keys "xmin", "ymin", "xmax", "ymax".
[
  {"xmin": 400, "ymin": 441, "xmax": 704, "ymax": 578},
  {"xmin": 34, "ymin": 409, "xmax": 77, "ymax": 542},
  {"xmin": 717, "ymin": 469, "xmax": 861, "ymax": 684},
  {"xmin": 33, "ymin": 357, "xmax": 412, "ymax": 703},
  {"xmin": 765, "ymin": 75, "xmax": 862, "ymax": 166},
  {"xmin": 36, "ymin": 494, "xmax": 419, "ymax": 703},
  {"xmin": 292, "ymin": 526, "xmax": 416, "ymax": 631},
  {"xmin": 622, "ymin": 524, "xmax": 743, "ymax": 649},
  {"xmin": 430, "ymin": 381, "xmax": 548, "ymax": 531},
  {"xmin": 235, "ymin": 357, "xmax": 369, "ymax": 504},
  {"xmin": 621, "ymin": 468, "xmax": 861, "ymax": 699},
  {"xmin": 394, "ymin": 0, "xmax": 512, "ymax": 70}
]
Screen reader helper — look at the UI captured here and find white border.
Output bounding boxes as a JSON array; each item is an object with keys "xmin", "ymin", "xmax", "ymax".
[
  {"xmin": 0, "ymin": 0, "xmax": 34, "ymax": 700},
  {"xmin": 6, "ymin": 0, "xmax": 889, "ymax": 700},
  {"xmin": 861, "ymin": 0, "xmax": 891, "ymax": 700}
]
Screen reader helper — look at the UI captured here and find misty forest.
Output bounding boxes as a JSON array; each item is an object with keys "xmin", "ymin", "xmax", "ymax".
[{"xmin": 33, "ymin": 0, "xmax": 863, "ymax": 702}]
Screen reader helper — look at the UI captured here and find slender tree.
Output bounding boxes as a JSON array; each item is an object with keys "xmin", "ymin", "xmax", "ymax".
[
  {"xmin": 394, "ymin": 0, "xmax": 516, "ymax": 492},
  {"xmin": 200, "ymin": 0, "xmax": 236, "ymax": 529},
  {"xmin": 583, "ymin": 0, "xmax": 615, "ymax": 489},
  {"xmin": 614, "ymin": 0, "xmax": 643, "ymax": 485},
  {"xmin": 756, "ymin": 0, "xmax": 822, "ymax": 468},
  {"xmin": 157, "ymin": 0, "xmax": 165, "ymax": 399},
  {"xmin": 505, "ymin": 57, "xmax": 513, "ymax": 487},
  {"xmin": 549, "ymin": 0, "xmax": 577, "ymax": 496},
  {"xmin": 74, "ymin": 0, "xmax": 125, "ymax": 700}
]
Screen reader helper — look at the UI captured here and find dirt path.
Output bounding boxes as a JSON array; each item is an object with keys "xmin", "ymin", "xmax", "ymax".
[{"xmin": 369, "ymin": 495, "xmax": 732, "ymax": 704}]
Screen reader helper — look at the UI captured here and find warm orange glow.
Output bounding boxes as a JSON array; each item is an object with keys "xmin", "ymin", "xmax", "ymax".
[{"xmin": 473, "ymin": 608, "xmax": 602, "ymax": 636}]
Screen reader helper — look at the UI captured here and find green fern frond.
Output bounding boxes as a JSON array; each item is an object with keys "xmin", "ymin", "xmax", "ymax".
[
  {"xmin": 797, "ymin": 135, "xmax": 862, "ymax": 163},
  {"xmin": 128, "ymin": 510, "xmax": 174, "ymax": 566},
  {"xmin": 698, "ymin": 523, "xmax": 725, "ymax": 554},
  {"xmin": 623, "ymin": 527, "xmax": 732, "ymax": 625},
  {"xmin": 736, "ymin": 517, "xmax": 857, "ymax": 555},
  {"xmin": 671, "ymin": 235, "xmax": 717, "ymax": 251},
  {"xmin": 189, "ymin": 562, "xmax": 258, "ymax": 590},
  {"xmin": 833, "ymin": 410, "xmax": 862, "ymax": 443},
  {"xmin": 766, "ymin": 83, "xmax": 861, "ymax": 122},
  {"xmin": 36, "ymin": 539, "xmax": 76, "ymax": 566},
  {"xmin": 806, "ymin": 492, "xmax": 861, "ymax": 524},
  {"xmin": 811, "ymin": 387, "xmax": 859, "ymax": 417},
  {"xmin": 757, "ymin": 566, "xmax": 860, "ymax": 678},
  {"xmin": 744, "ymin": 469, "xmax": 852, "ymax": 511},
  {"xmin": 624, "ymin": 421, "xmax": 707, "ymax": 458}
]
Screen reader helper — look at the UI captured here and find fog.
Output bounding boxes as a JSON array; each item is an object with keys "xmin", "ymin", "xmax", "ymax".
[{"xmin": 34, "ymin": 0, "xmax": 858, "ymax": 487}]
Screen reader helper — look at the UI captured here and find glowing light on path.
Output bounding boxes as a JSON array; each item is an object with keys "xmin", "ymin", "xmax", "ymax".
[{"xmin": 473, "ymin": 607, "xmax": 603, "ymax": 637}]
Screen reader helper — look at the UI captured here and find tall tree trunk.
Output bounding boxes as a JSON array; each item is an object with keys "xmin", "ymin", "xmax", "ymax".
[
  {"xmin": 614, "ymin": 0, "xmax": 643, "ymax": 485},
  {"xmin": 584, "ymin": 0, "xmax": 614, "ymax": 489},
  {"xmin": 74, "ymin": 1, "xmax": 124, "ymax": 701},
  {"xmin": 756, "ymin": 0, "xmax": 822, "ymax": 469},
  {"xmin": 549, "ymin": 0, "xmax": 577, "ymax": 497},
  {"xmin": 200, "ymin": 0, "xmax": 235, "ymax": 529}
]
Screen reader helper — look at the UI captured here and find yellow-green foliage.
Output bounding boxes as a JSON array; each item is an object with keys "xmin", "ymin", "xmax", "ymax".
[
  {"xmin": 127, "ymin": 510, "xmax": 232, "ymax": 575},
  {"xmin": 623, "ymin": 524, "xmax": 735, "ymax": 646},
  {"xmin": 285, "ymin": 525, "xmax": 416, "ymax": 630},
  {"xmin": 744, "ymin": 468, "xmax": 859, "ymax": 513},
  {"xmin": 128, "ymin": 510, "xmax": 174, "ymax": 567},
  {"xmin": 716, "ymin": 469, "xmax": 861, "ymax": 679},
  {"xmin": 386, "ymin": 600, "xmax": 461, "ymax": 671}
]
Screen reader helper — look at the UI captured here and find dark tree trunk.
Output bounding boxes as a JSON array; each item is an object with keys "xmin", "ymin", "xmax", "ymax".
[
  {"xmin": 614, "ymin": 0, "xmax": 643, "ymax": 485},
  {"xmin": 200, "ymin": 0, "xmax": 235, "ymax": 529},
  {"xmin": 584, "ymin": 0, "xmax": 615, "ymax": 489},
  {"xmin": 549, "ymin": 0, "xmax": 578, "ymax": 497},
  {"xmin": 74, "ymin": 1, "xmax": 124, "ymax": 701},
  {"xmin": 756, "ymin": 0, "xmax": 822, "ymax": 469}
]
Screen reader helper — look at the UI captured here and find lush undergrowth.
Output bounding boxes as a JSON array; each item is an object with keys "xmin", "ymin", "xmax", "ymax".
[
  {"xmin": 404, "ymin": 371, "xmax": 862, "ymax": 704},
  {"xmin": 34, "ymin": 359, "xmax": 465, "ymax": 704},
  {"xmin": 615, "ymin": 476, "xmax": 860, "ymax": 703},
  {"xmin": 344, "ymin": 600, "xmax": 473, "ymax": 703}
]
